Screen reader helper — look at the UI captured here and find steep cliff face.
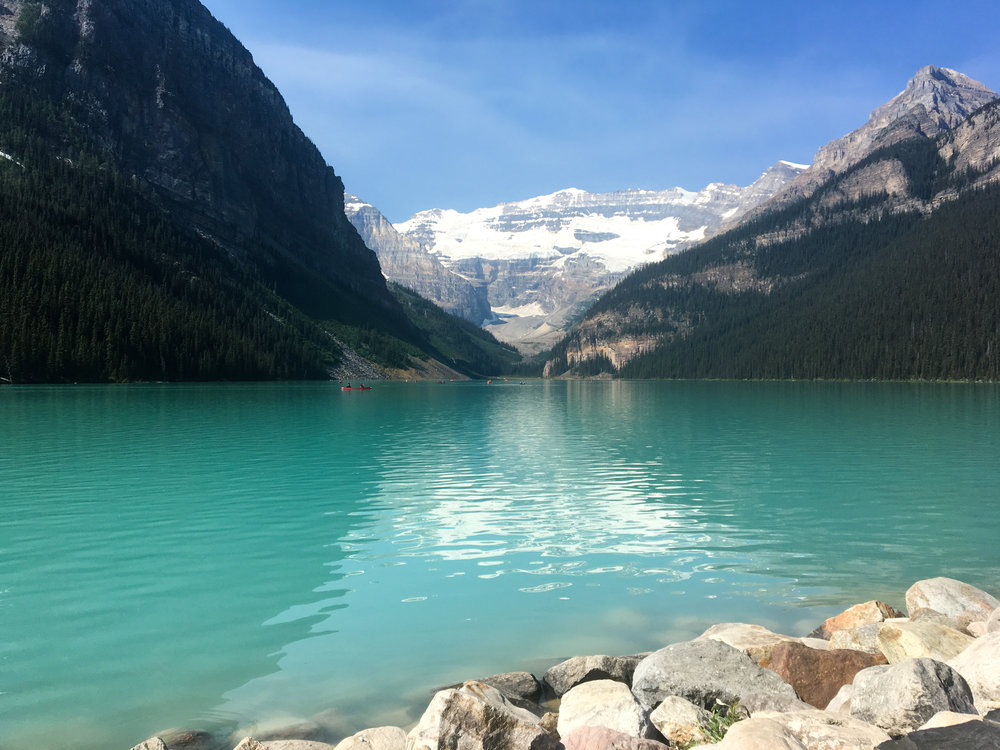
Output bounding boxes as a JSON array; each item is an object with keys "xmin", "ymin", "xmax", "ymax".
[
  {"xmin": 345, "ymin": 195, "xmax": 493, "ymax": 325},
  {"xmin": 0, "ymin": 0, "xmax": 392, "ymax": 312}
]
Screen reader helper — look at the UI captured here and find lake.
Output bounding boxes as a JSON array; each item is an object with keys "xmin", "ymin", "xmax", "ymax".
[{"xmin": 1, "ymin": 380, "xmax": 998, "ymax": 749}]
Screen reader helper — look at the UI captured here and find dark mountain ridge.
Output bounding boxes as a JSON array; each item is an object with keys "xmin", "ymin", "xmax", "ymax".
[{"xmin": 544, "ymin": 69, "xmax": 1000, "ymax": 381}]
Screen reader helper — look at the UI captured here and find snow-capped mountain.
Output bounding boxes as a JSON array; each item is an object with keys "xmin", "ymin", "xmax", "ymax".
[{"xmin": 347, "ymin": 161, "xmax": 805, "ymax": 353}]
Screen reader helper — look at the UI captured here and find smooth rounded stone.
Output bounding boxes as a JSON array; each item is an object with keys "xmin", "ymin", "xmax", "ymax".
[
  {"xmin": 751, "ymin": 707, "xmax": 892, "ymax": 749},
  {"xmin": 631, "ymin": 638, "xmax": 805, "ymax": 715},
  {"xmin": 849, "ymin": 658, "xmax": 978, "ymax": 737},
  {"xmin": 558, "ymin": 726, "xmax": 669, "ymax": 750},
  {"xmin": 234, "ymin": 740, "xmax": 265, "ymax": 750},
  {"xmin": 987, "ymin": 607, "xmax": 1000, "ymax": 633},
  {"xmin": 694, "ymin": 622, "xmax": 798, "ymax": 664},
  {"xmin": 910, "ymin": 607, "xmax": 964, "ymax": 631},
  {"xmin": 947, "ymin": 631, "xmax": 1000, "ymax": 713},
  {"xmin": 132, "ymin": 730, "xmax": 219, "ymax": 750},
  {"xmin": 876, "ymin": 620, "xmax": 975, "ymax": 664},
  {"xmin": 406, "ymin": 681, "xmax": 557, "ymax": 750},
  {"xmin": 873, "ymin": 719, "xmax": 1000, "ymax": 748},
  {"xmin": 829, "ymin": 624, "xmax": 882, "ymax": 654},
  {"xmin": 263, "ymin": 742, "xmax": 337, "ymax": 750},
  {"xmin": 968, "ymin": 621, "xmax": 988, "ymax": 638},
  {"xmin": 826, "ymin": 684, "xmax": 853, "ymax": 714},
  {"xmin": 648, "ymin": 695, "xmax": 711, "ymax": 747},
  {"xmin": 919, "ymin": 710, "xmax": 983, "ymax": 730},
  {"xmin": 332, "ymin": 726, "xmax": 406, "ymax": 750},
  {"xmin": 905, "ymin": 577, "xmax": 1000, "ymax": 634},
  {"xmin": 556, "ymin": 679, "xmax": 651, "ymax": 740},
  {"xmin": 765, "ymin": 641, "xmax": 887, "ymax": 709},
  {"xmin": 710, "ymin": 717, "xmax": 807, "ymax": 749},
  {"xmin": 810, "ymin": 601, "xmax": 904, "ymax": 640},
  {"xmin": 542, "ymin": 654, "xmax": 643, "ymax": 697}
]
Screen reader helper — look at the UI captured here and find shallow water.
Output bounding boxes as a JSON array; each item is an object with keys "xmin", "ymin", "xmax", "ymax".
[{"xmin": 1, "ymin": 380, "xmax": 998, "ymax": 749}]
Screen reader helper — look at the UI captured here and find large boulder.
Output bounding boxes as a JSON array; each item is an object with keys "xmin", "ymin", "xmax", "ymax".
[
  {"xmin": 648, "ymin": 696, "xmax": 711, "ymax": 747},
  {"xmin": 876, "ymin": 620, "xmax": 975, "ymax": 664},
  {"xmin": 709, "ymin": 717, "xmax": 807, "ymax": 749},
  {"xmin": 750, "ymin": 708, "xmax": 892, "ymax": 749},
  {"xmin": 987, "ymin": 607, "xmax": 1000, "ymax": 634},
  {"xmin": 131, "ymin": 730, "xmax": 219, "ymax": 750},
  {"xmin": 558, "ymin": 726, "xmax": 669, "ymax": 750},
  {"xmin": 333, "ymin": 726, "xmax": 406, "ymax": 750},
  {"xmin": 630, "ymin": 639, "xmax": 804, "ymax": 715},
  {"xmin": 905, "ymin": 578, "xmax": 1000, "ymax": 634},
  {"xmin": 849, "ymin": 658, "xmax": 978, "ymax": 737},
  {"xmin": 947, "ymin": 631, "xmax": 1000, "ymax": 713},
  {"xmin": 406, "ymin": 681, "xmax": 557, "ymax": 750},
  {"xmin": 556, "ymin": 679, "xmax": 651, "ymax": 739},
  {"xmin": 444, "ymin": 672, "xmax": 542, "ymax": 711},
  {"xmin": 694, "ymin": 623, "xmax": 800, "ymax": 664},
  {"xmin": 811, "ymin": 601, "xmax": 905, "ymax": 639},
  {"xmin": 542, "ymin": 654, "xmax": 644, "ymax": 697},
  {"xmin": 764, "ymin": 642, "xmax": 887, "ymax": 709}
]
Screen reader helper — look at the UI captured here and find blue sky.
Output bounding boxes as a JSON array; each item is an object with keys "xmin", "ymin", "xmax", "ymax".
[{"xmin": 200, "ymin": 0, "xmax": 1000, "ymax": 222}]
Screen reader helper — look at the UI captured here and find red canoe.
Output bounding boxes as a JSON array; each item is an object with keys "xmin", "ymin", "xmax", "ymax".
[{"xmin": 341, "ymin": 386, "xmax": 372, "ymax": 391}]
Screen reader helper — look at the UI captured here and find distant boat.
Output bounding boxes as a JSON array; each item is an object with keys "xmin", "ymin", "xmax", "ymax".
[{"xmin": 341, "ymin": 385, "xmax": 372, "ymax": 391}]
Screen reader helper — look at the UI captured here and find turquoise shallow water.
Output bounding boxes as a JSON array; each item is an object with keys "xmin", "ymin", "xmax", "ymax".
[{"xmin": 1, "ymin": 380, "xmax": 999, "ymax": 749}]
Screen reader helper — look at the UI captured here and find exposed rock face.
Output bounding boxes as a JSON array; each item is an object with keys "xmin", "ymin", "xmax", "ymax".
[
  {"xmin": 770, "ymin": 66, "xmax": 997, "ymax": 205},
  {"xmin": 849, "ymin": 658, "xmax": 978, "ymax": 737},
  {"xmin": 695, "ymin": 622, "xmax": 806, "ymax": 665},
  {"xmin": 877, "ymin": 620, "xmax": 975, "ymax": 664},
  {"xmin": 830, "ymin": 624, "xmax": 883, "ymax": 654},
  {"xmin": 631, "ymin": 639, "xmax": 804, "ymax": 715},
  {"xmin": 0, "ymin": 0, "xmax": 394, "ymax": 313},
  {"xmin": 345, "ymin": 195, "xmax": 492, "ymax": 324},
  {"xmin": 387, "ymin": 163, "xmax": 804, "ymax": 351}
]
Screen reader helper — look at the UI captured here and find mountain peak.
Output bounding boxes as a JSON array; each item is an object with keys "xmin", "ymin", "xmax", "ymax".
[{"xmin": 870, "ymin": 65, "xmax": 996, "ymax": 131}]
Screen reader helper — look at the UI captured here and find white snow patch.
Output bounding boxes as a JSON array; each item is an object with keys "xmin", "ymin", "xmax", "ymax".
[
  {"xmin": 493, "ymin": 302, "xmax": 549, "ymax": 317},
  {"xmin": 778, "ymin": 160, "xmax": 811, "ymax": 171}
]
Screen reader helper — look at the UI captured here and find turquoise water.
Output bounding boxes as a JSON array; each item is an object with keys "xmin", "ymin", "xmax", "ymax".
[{"xmin": 1, "ymin": 380, "xmax": 999, "ymax": 749}]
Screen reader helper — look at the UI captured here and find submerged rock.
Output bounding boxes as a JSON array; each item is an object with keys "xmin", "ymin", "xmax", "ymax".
[
  {"xmin": 904, "ymin": 578, "xmax": 1000, "ymax": 635},
  {"xmin": 850, "ymin": 658, "xmax": 978, "ymax": 736},
  {"xmin": 631, "ymin": 638, "xmax": 804, "ymax": 714}
]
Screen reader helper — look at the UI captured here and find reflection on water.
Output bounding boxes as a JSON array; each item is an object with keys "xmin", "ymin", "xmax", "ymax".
[{"xmin": 1, "ymin": 381, "xmax": 999, "ymax": 749}]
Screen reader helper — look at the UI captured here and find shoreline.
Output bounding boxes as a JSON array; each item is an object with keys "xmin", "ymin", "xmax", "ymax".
[{"xmin": 131, "ymin": 575, "xmax": 1000, "ymax": 750}]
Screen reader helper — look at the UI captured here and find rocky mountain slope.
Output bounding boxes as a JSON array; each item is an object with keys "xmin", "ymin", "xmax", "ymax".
[
  {"xmin": 0, "ymin": 0, "xmax": 520, "ymax": 382},
  {"xmin": 545, "ymin": 67, "xmax": 1000, "ymax": 380},
  {"xmin": 352, "ymin": 162, "xmax": 805, "ymax": 354}
]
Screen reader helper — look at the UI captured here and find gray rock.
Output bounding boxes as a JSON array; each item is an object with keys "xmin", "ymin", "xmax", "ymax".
[
  {"xmin": 233, "ymin": 740, "xmax": 265, "ymax": 750},
  {"xmin": 850, "ymin": 658, "xmax": 978, "ymax": 736},
  {"xmin": 131, "ymin": 730, "xmax": 220, "ymax": 750},
  {"xmin": 876, "ymin": 620, "xmax": 975, "ymax": 664},
  {"xmin": 905, "ymin": 578, "xmax": 1000, "ymax": 635},
  {"xmin": 406, "ymin": 681, "xmax": 557, "ymax": 750},
  {"xmin": 542, "ymin": 654, "xmax": 644, "ymax": 697},
  {"xmin": 130, "ymin": 739, "xmax": 169, "ymax": 750},
  {"xmin": 332, "ymin": 726, "xmax": 406, "ymax": 750},
  {"xmin": 947, "ymin": 631, "xmax": 1000, "ymax": 713},
  {"xmin": 556, "ymin": 679, "xmax": 650, "ymax": 740},
  {"xmin": 919, "ymin": 711, "xmax": 984, "ymax": 729},
  {"xmin": 873, "ymin": 719, "xmax": 1000, "ymax": 748},
  {"xmin": 648, "ymin": 696, "xmax": 711, "ymax": 747},
  {"xmin": 444, "ymin": 671, "xmax": 542, "ymax": 711},
  {"xmin": 630, "ymin": 639, "xmax": 804, "ymax": 715},
  {"xmin": 558, "ymin": 726, "xmax": 670, "ymax": 750},
  {"xmin": 232, "ymin": 719, "xmax": 326, "ymax": 746},
  {"xmin": 829, "ymin": 624, "xmax": 882, "ymax": 654}
]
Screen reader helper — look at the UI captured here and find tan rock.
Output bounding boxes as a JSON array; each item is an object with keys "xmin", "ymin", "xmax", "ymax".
[
  {"xmin": 694, "ymin": 622, "xmax": 798, "ymax": 664},
  {"xmin": 826, "ymin": 684, "xmax": 853, "ymax": 714},
  {"xmin": 905, "ymin": 577, "xmax": 1000, "ymax": 634},
  {"xmin": 752, "ymin": 708, "xmax": 892, "ymax": 749},
  {"xmin": 829, "ymin": 624, "xmax": 881, "ymax": 654},
  {"xmin": 918, "ymin": 710, "xmax": 983, "ymax": 730},
  {"xmin": 711, "ymin": 717, "xmax": 807, "ymax": 749},
  {"xmin": 877, "ymin": 620, "xmax": 975, "ymax": 663},
  {"xmin": 648, "ymin": 695, "xmax": 711, "ymax": 747},
  {"xmin": 557, "ymin": 679, "xmax": 649, "ymax": 739},
  {"xmin": 947, "ymin": 631, "xmax": 1000, "ymax": 714},
  {"xmin": 332, "ymin": 726, "xmax": 405, "ymax": 750},
  {"xmin": 811, "ymin": 601, "xmax": 904, "ymax": 639},
  {"xmin": 234, "ymin": 740, "xmax": 265, "ymax": 750},
  {"xmin": 968, "ymin": 621, "xmax": 988, "ymax": 638},
  {"xmin": 987, "ymin": 606, "xmax": 1000, "ymax": 633},
  {"xmin": 263, "ymin": 742, "xmax": 337, "ymax": 750},
  {"xmin": 130, "ymin": 739, "xmax": 169, "ymax": 750},
  {"xmin": 558, "ymin": 726, "xmax": 669, "ymax": 750}
]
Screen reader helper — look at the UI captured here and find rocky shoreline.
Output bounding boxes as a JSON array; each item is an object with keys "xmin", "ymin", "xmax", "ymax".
[{"xmin": 132, "ymin": 576, "xmax": 1000, "ymax": 750}]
